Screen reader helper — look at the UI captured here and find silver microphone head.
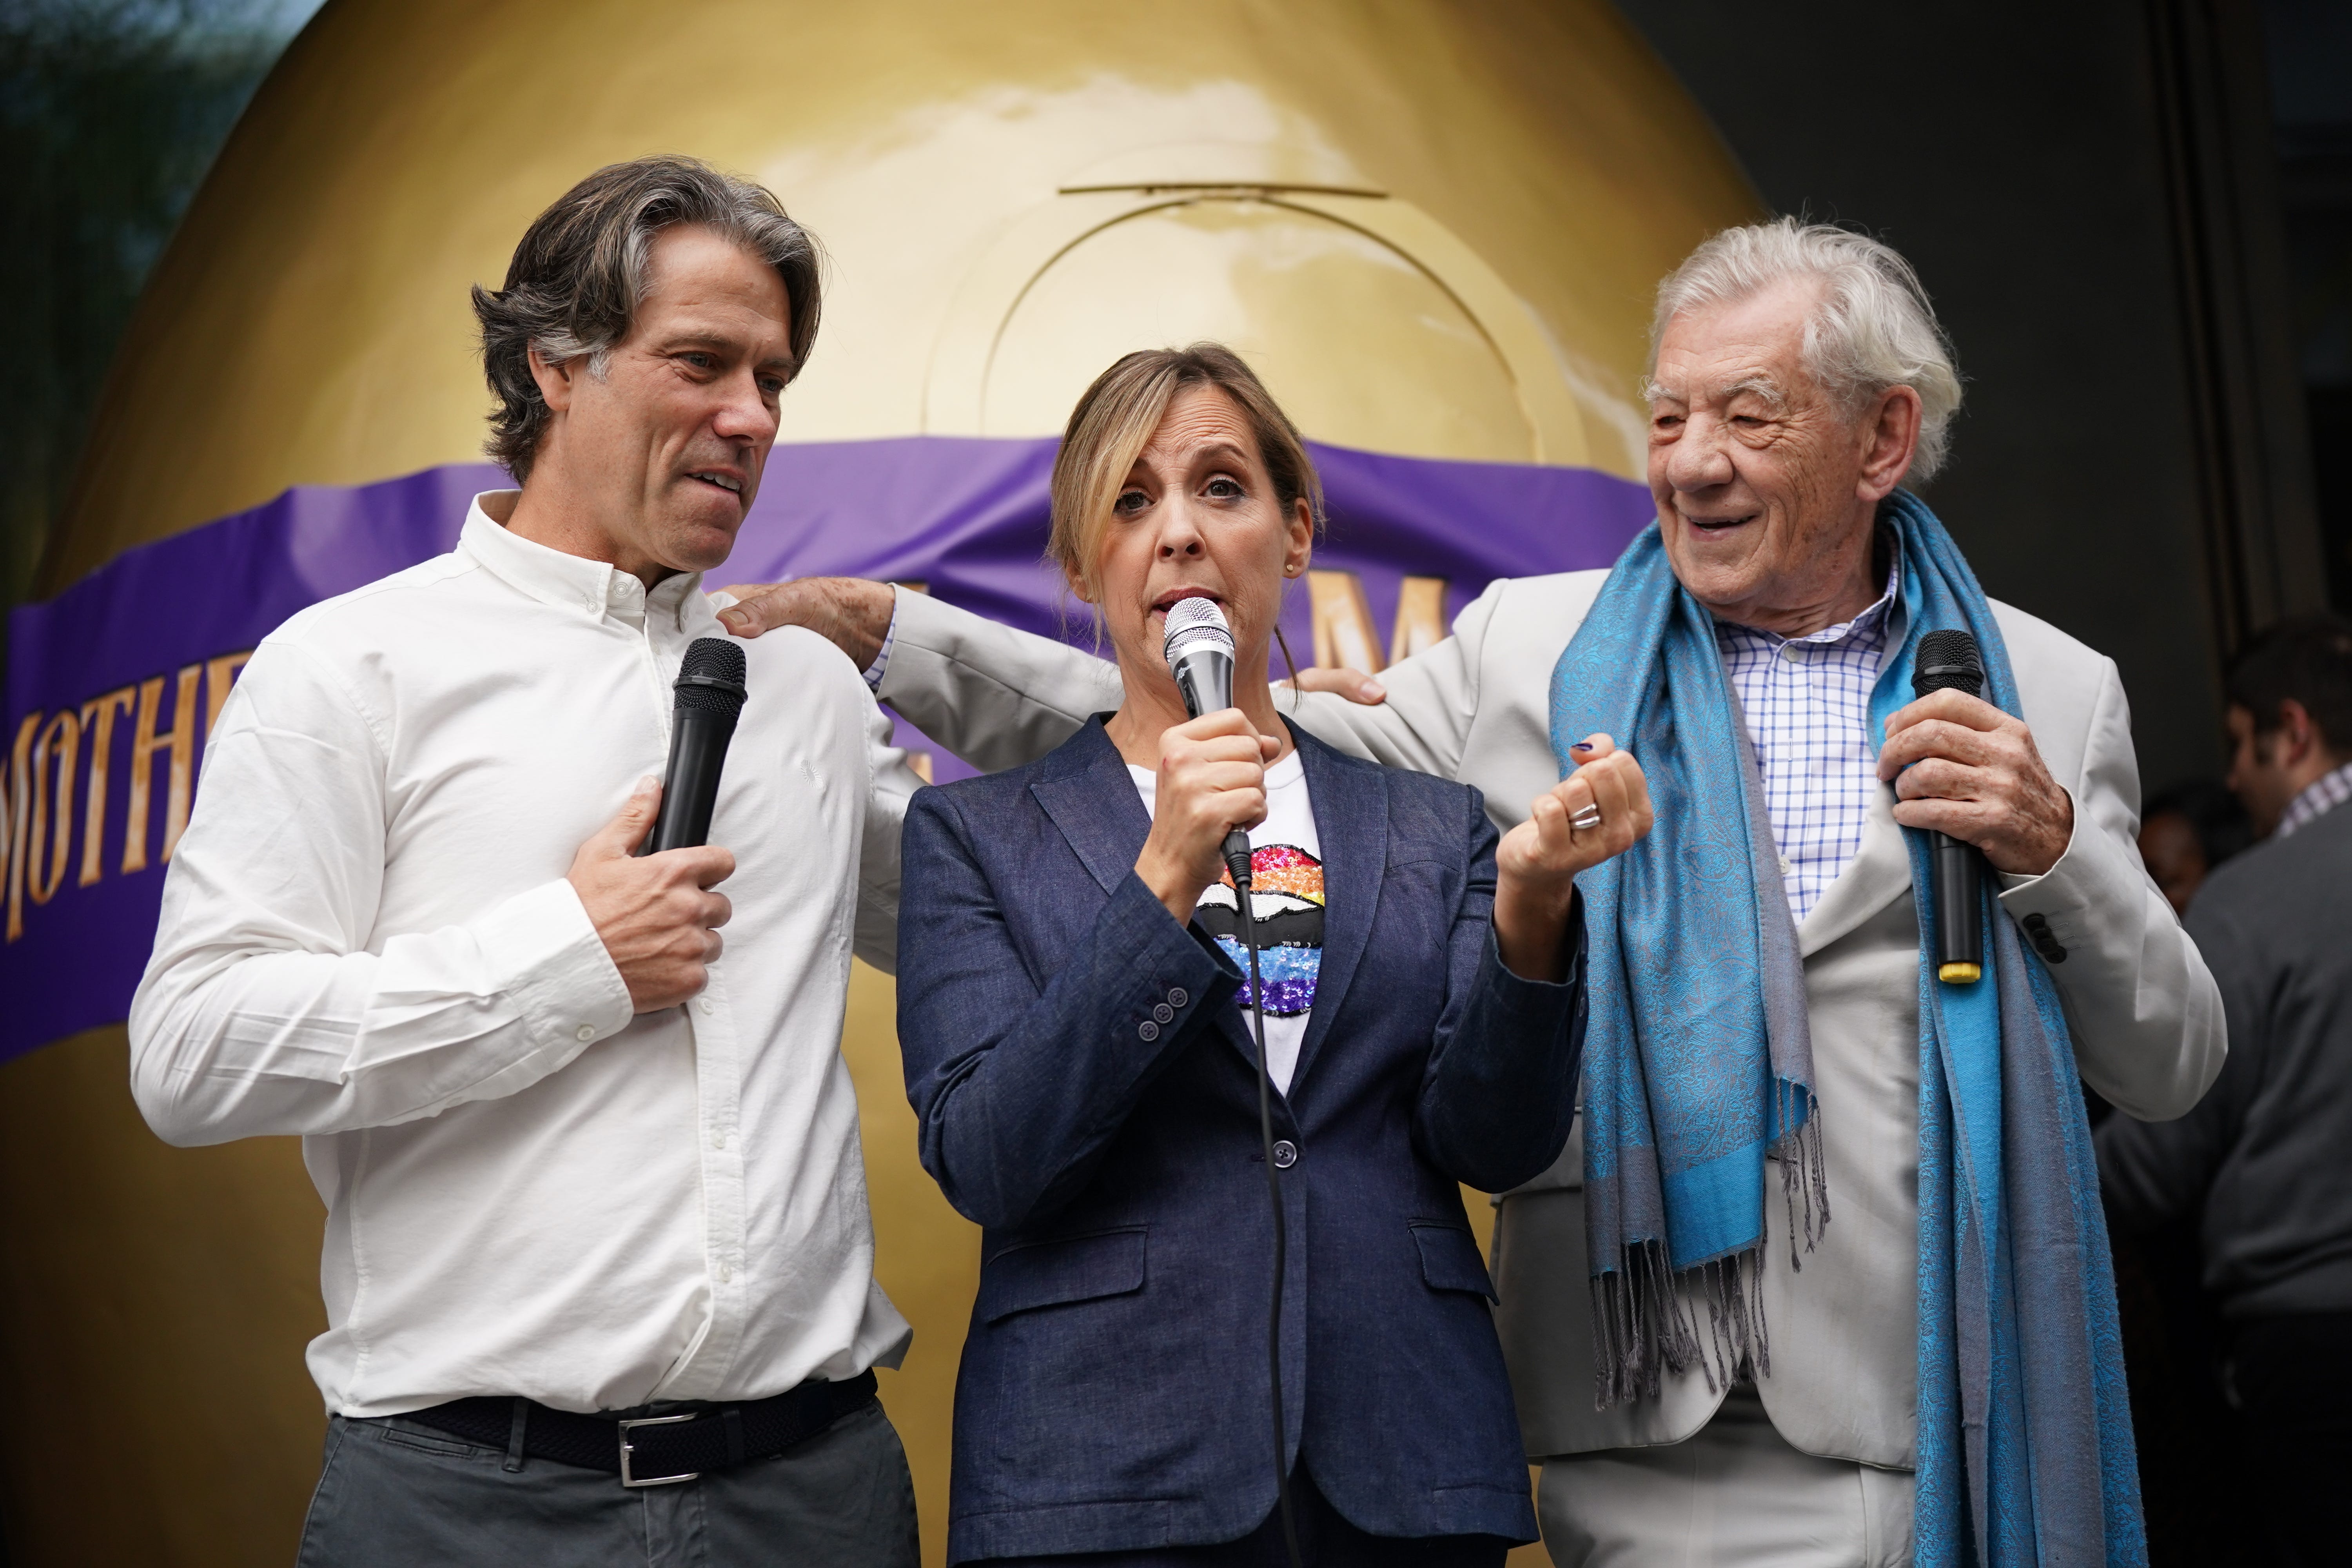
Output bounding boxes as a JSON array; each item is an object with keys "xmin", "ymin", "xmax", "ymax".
[
  {"xmin": 1162, "ymin": 595, "xmax": 1234, "ymax": 665},
  {"xmin": 1161, "ymin": 596, "xmax": 1235, "ymax": 719}
]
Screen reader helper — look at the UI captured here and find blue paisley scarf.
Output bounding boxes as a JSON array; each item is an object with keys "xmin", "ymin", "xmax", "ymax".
[{"xmin": 1550, "ymin": 492, "xmax": 2144, "ymax": 1566}]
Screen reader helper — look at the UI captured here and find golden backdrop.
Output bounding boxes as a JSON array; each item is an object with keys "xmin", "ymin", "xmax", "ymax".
[{"xmin": 0, "ymin": 1, "xmax": 1754, "ymax": 1561}]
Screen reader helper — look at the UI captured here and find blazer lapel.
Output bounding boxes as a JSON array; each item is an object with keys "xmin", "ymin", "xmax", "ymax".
[
  {"xmin": 1797, "ymin": 780, "xmax": 1914, "ymax": 958},
  {"xmin": 1029, "ymin": 722, "xmax": 1151, "ymax": 896},
  {"xmin": 1285, "ymin": 726, "xmax": 1385, "ymax": 1089},
  {"xmin": 1032, "ymin": 724, "xmax": 1274, "ymax": 1074}
]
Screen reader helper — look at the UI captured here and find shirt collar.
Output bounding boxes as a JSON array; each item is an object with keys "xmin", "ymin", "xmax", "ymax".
[
  {"xmin": 458, "ymin": 491, "xmax": 707, "ymax": 632},
  {"xmin": 1717, "ymin": 529, "xmax": 1904, "ymax": 650},
  {"xmin": 2278, "ymin": 759, "xmax": 2352, "ymax": 838}
]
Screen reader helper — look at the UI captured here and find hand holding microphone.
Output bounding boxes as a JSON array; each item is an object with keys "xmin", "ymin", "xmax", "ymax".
[
  {"xmin": 568, "ymin": 638, "xmax": 748, "ymax": 1012},
  {"xmin": 1878, "ymin": 629, "xmax": 2075, "ymax": 983},
  {"xmin": 1134, "ymin": 598, "xmax": 1276, "ymax": 923}
]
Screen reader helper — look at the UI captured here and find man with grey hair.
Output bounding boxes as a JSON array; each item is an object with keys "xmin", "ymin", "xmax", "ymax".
[
  {"xmin": 131, "ymin": 157, "xmax": 922, "ymax": 1564},
  {"xmin": 726, "ymin": 218, "xmax": 2223, "ymax": 1565}
]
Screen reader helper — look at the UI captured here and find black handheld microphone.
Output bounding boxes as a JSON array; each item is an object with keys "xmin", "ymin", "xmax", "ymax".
[
  {"xmin": 1911, "ymin": 630, "xmax": 1985, "ymax": 984},
  {"xmin": 1162, "ymin": 597, "xmax": 1252, "ymax": 886},
  {"xmin": 638, "ymin": 637, "xmax": 749, "ymax": 855}
]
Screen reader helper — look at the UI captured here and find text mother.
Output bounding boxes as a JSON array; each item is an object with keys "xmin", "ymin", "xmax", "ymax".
[{"xmin": 728, "ymin": 220, "xmax": 2225, "ymax": 1567}]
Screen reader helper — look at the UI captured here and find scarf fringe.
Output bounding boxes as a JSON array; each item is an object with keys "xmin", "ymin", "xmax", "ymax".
[
  {"xmin": 1775, "ymin": 1082, "xmax": 1831, "ymax": 1272},
  {"xmin": 1591, "ymin": 1096, "xmax": 1828, "ymax": 1410}
]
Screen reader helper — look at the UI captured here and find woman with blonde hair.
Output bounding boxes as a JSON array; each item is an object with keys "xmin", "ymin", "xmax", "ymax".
[{"xmin": 894, "ymin": 344, "xmax": 1651, "ymax": 1566}]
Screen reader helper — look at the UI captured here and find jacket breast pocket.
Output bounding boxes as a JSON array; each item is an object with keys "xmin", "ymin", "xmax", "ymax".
[
  {"xmin": 1410, "ymin": 1221, "xmax": 1498, "ymax": 1302},
  {"xmin": 976, "ymin": 1227, "xmax": 1148, "ymax": 1324}
]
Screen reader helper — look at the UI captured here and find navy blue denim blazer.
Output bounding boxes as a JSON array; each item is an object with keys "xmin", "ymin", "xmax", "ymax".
[{"xmin": 896, "ymin": 718, "xmax": 1586, "ymax": 1563}]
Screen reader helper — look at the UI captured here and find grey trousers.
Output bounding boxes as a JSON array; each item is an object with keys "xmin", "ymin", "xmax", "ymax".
[
  {"xmin": 296, "ymin": 1397, "xmax": 920, "ymax": 1567},
  {"xmin": 1536, "ymin": 1387, "xmax": 1913, "ymax": 1568}
]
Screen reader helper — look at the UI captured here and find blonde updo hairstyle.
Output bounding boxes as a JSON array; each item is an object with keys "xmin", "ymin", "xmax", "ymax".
[{"xmin": 1048, "ymin": 343, "xmax": 1325, "ymax": 620}]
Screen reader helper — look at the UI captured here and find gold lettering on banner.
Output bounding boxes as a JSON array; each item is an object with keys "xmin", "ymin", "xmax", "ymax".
[
  {"xmin": 123, "ymin": 664, "xmax": 201, "ymax": 875},
  {"xmin": 6, "ymin": 712, "xmax": 40, "ymax": 942},
  {"xmin": 203, "ymin": 651, "xmax": 252, "ymax": 739},
  {"xmin": 26, "ymin": 710, "xmax": 81, "ymax": 907},
  {"xmin": 1390, "ymin": 576, "xmax": 1450, "ymax": 665},
  {"xmin": 1308, "ymin": 570, "xmax": 1385, "ymax": 674},
  {"xmin": 77, "ymin": 686, "xmax": 136, "ymax": 888},
  {"xmin": 1308, "ymin": 571, "xmax": 1454, "ymax": 672},
  {"xmin": 0, "ymin": 647, "xmax": 253, "ymax": 941}
]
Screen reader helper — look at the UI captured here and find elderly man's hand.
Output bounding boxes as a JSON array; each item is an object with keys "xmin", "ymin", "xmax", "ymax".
[
  {"xmin": 715, "ymin": 577, "xmax": 896, "ymax": 667},
  {"xmin": 1878, "ymin": 690, "xmax": 2073, "ymax": 876},
  {"xmin": 1279, "ymin": 665, "xmax": 1388, "ymax": 705}
]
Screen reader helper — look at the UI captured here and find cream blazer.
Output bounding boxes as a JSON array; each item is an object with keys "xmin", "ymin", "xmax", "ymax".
[{"xmin": 872, "ymin": 572, "xmax": 2225, "ymax": 1470}]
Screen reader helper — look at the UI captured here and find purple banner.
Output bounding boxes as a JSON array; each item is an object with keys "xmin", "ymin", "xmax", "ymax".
[{"xmin": 1, "ymin": 436, "xmax": 1650, "ymax": 1062}]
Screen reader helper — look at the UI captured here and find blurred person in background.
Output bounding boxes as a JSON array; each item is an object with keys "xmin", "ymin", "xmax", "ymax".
[
  {"xmin": 2136, "ymin": 779, "xmax": 2253, "ymax": 918},
  {"xmin": 2098, "ymin": 613, "xmax": 2352, "ymax": 1568}
]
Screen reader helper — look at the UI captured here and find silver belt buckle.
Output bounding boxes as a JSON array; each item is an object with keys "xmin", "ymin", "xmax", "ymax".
[{"xmin": 617, "ymin": 1412, "xmax": 700, "ymax": 1487}]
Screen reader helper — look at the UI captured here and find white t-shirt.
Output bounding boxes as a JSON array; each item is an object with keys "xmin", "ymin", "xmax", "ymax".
[{"xmin": 1129, "ymin": 749, "xmax": 1326, "ymax": 1094}]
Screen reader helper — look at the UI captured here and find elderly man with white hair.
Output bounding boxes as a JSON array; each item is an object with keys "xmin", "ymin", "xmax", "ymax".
[{"xmin": 724, "ymin": 220, "xmax": 2224, "ymax": 1567}]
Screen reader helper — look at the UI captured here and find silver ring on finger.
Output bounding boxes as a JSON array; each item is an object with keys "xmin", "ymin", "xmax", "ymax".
[{"xmin": 1570, "ymin": 804, "xmax": 1604, "ymax": 832}]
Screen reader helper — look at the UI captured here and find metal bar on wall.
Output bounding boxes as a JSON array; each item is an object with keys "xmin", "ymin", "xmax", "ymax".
[{"xmin": 2145, "ymin": 0, "xmax": 2328, "ymax": 657}]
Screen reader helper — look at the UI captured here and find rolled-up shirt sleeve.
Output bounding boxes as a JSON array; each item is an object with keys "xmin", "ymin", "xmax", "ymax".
[{"xmin": 128, "ymin": 639, "xmax": 632, "ymax": 1147}]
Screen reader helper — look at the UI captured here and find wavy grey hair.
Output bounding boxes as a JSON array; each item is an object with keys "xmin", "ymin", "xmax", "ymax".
[
  {"xmin": 472, "ymin": 156, "xmax": 823, "ymax": 482},
  {"xmin": 1648, "ymin": 218, "xmax": 1963, "ymax": 482}
]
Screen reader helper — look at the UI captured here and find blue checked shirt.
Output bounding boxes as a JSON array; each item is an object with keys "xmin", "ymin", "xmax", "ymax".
[
  {"xmin": 2278, "ymin": 760, "xmax": 2352, "ymax": 838},
  {"xmin": 1716, "ymin": 553, "xmax": 1903, "ymax": 925}
]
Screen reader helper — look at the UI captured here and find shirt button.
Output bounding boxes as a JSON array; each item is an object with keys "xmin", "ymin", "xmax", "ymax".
[
  {"xmin": 1168, "ymin": 987, "xmax": 1188, "ymax": 1008},
  {"xmin": 575, "ymin": 1024, "xmax": 595, "ymax": 1042},
  {"xmin": 697, "ymin": 998, "xmax": 714, "ymax": 1016},
  {"xmin": 717, "ymin": 1262, "xmax": 734, "ymax": 1283},
  {"xmin": 1152, "ymin": 1003, "xmax": 1174, "ymax": 1024},
  {"xmin": 710, "ymin": 1129, "xmax": 729, "ymax": 1151},
  {"xmin": 1272, "ymin": 1140, "xmax": 1298, "ymax": 1169},
  {"xmin": 1138, "ymin": 1020, "xmax": 1160, "ymax": 1042}
]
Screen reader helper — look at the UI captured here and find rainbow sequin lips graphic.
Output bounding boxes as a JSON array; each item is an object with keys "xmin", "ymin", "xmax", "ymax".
[{"xmin": 1194, "ymin": 845, "xmax": 1326, "ymax": 1016}]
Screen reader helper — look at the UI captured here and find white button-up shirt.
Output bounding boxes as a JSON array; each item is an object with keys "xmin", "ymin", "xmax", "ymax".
[{"xmin": 130, "ymin": 493, "xmax": 920, "ymax": 1417}]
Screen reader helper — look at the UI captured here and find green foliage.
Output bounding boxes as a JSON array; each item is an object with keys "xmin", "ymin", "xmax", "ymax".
[{"xmin": 0, "ymin": 0, "xmax": 316, "ymax": 621}]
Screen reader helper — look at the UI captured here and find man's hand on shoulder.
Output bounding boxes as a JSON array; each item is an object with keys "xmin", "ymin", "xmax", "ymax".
[
  {"xmin": 716, "ymin": 577, "xmax": 895, "ymax": 668},
  {"xmin": 1878, "ymin": 690, "xmax": 2074, "ymax": 876},
  {"xmin": 567, "ymin": 778, "xmax": 735, "ymax": 1012},
  {"xmin": 1276, "ymin": 665, "xmax": 1387, "ymax": 705}
]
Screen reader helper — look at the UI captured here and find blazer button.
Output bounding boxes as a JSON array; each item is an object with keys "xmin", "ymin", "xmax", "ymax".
[
  {"xmin": 1138, "ymin": 1020, "xmax": 1160, "ymax": 1042},
  {"xmin": 2023, "ymin": 912, "xmax": 2067, "ymax": 963},
  {"xmin": 1272, "ymin": 1140, "xmax": 1298, "ymax": 1169},
  {"xmin": 1152, "ymin": 1003, "xmax": 1174, "ymax": 1024},
  {"xmin": 1167, "ymin": 987, "xmax": 1188, "ymax": 1008}
]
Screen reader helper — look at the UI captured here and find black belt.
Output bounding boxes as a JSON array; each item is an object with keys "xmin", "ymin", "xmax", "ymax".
[{"xmin": 400, "ymin": 1369, "xmax": 877, "ymax": 1487}]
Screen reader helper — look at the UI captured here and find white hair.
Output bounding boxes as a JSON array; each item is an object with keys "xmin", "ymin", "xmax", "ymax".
[{"xmin": 1649, "ymin": 218, "xmax": 1964, "ymax": 482}]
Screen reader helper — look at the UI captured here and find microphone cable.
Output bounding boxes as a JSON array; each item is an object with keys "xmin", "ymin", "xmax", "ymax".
[{"xmin": 1222, "ymin": 830, "xmax": 1305, "ymax": 1568}]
